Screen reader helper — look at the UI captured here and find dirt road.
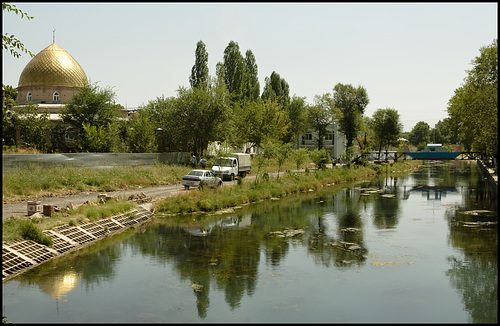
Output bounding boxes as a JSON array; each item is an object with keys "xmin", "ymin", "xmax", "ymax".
[
  {"xmin": 1, "ymin": 184, "xmax": 175, "ymax": 220},
  {"xmin": 2, "ymin": 179, "xmax": 243, "ymax": 220}
]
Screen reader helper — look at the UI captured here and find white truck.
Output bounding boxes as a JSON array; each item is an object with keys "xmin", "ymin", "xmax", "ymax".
[{"xmin": 212, "ymin": 153, "xmax": 251, "ymax": 181}]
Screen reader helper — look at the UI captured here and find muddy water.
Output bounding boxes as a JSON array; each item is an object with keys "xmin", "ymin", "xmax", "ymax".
[{"xmin": 2, "ymin": 160, "xmax": 497, "ymax": 323}]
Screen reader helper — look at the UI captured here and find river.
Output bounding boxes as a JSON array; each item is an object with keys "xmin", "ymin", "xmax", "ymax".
[{"xmin": 2, "ymin": 160, "xmax": 497, "ymax": 323}]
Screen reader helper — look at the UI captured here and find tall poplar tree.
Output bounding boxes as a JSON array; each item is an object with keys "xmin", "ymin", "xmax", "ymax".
[
  {"xmin": 261, "ymin": 71, "xmax": 290, "ymax": 110},
  {"xmin": 223, "ymin": 41, "xmax": 246, "ymax": 101},
  {"xmin": 243, "ymin": 49, "xmax": 260, "ymax": 101},
  {"xmin": 189, "ymin": 40, "xmax": 209, "ymax": 89}
]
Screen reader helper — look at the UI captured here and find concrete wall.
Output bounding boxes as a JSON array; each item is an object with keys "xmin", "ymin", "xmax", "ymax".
[
  {"xmin": 2, "ymin": 152, "xmax": 191, "ymax": 173},
  {"xmin": 477, "ymin": 159, "xmax": 498, "ymax": 197}
]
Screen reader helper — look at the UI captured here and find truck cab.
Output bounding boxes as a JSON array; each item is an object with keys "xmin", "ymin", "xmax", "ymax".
[
  {"xmin": 211, "ymin": 153, "xmax": 251, "ymax": 181},
  {"xmin": 212, "ymin": 157, "xmax": 238, "ymax": 181}
]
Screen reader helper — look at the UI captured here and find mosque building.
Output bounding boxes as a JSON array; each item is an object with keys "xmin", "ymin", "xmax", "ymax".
[
  {"xmin": 15, "ymin": 41, "xmax": 88, "ymax": 118},
  {"xmin": 8, "ymin": 37, "xmax": 132, "ymax": 149}
]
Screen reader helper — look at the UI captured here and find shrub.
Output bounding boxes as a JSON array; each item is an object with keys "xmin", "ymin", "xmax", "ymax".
[{"xmin": 20, "ymin": 220, "xmax": 53, "ymax": 246}]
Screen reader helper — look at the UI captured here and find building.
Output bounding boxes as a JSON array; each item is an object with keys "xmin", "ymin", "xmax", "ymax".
[
  {"xmin": 5, "ymin": 42, "xmax": 89, "ymax": 148},
  {"xmin": 297, "ymin": 122, "xmax": 346, "ymax": 160},
  {"xmin": 8, "ymin": 41, "xmax": 132, "ymax": 149},
  {"xmin": 15, "ymin": 42, "xmax": 88, "ymax": 118}
]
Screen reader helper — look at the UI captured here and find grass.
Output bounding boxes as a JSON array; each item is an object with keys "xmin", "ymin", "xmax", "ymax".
[
  {"xmin": 1, "ymin": 157, "xmax": 308, "ymax": 204},
  {"xmin": 2, "ymin": 156, "xmax": 421, "ymax": 244},
  {"xmin": 2, "ymin": 163, "xmax": 192, "ymax": 203}
]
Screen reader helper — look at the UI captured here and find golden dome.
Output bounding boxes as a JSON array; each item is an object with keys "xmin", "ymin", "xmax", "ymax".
[{"xmin": 18, "ymin": 43, "xmax": 88, "ymax": 87}]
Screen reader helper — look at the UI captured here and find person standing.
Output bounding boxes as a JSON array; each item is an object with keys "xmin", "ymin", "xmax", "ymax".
[
  {"xmin": 200, "ymin": 157, "xmax": 207, "ymax": 169},
  {"xmin": 190, "ymin": 155, "xmax": 197, "ymax": 168}
]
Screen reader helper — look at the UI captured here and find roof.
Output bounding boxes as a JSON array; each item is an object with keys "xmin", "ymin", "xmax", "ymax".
[{"xmin": 18, "ymin": 43, "xmax": 88, "ymax": 88}]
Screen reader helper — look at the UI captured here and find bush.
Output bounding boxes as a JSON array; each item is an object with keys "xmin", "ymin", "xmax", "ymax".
[{"xmin": 20, "ymin": 220, "xmax": 53, "ymax": 246}]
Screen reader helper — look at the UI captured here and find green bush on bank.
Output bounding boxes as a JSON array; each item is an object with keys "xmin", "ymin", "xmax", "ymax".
[
  {"xmin": 154, "ymin": 162, "xmax": 407, "ymax": 215},
  {"xmin": 19, "ymin": 220, "xmax": 53, "ymax": 246}
]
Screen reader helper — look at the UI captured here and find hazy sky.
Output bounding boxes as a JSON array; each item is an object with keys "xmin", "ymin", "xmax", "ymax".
[{"xmin": 2, "ymin": 2, "xmax": 497, "ymax": 131}]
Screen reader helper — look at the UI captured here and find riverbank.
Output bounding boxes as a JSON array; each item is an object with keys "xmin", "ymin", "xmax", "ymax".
[
  {"xmin": 2, "ymin": 204, "xmax": 154, "ymax": 282},
  {"xmin": 2, "ymin": 160, "xmax": 421, "ymax": 282},
  {"xmin": 477, "ymin": 159, "xmax": 498, "ymax": 196}
]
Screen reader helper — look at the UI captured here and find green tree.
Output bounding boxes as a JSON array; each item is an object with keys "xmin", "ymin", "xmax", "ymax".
[
  {"xmin": 141, "ymin": 95, "xmax": 180, "ymax": 152},
  {"xmin": 223, "ymin": 41, "xmax": 246, "ymax": 102},
  {"xmin": 215, "ymin": 62, "xmax": 226, "ymax": 88},
  {"xmin": 430, "ymin": 125, "xmax": 445, "ymax": 145},
  {"xmin": 332, "ymin": 83, "xmax": 369, "ymax": 150},
  {"xmin": 189, "ymin": 40, "xmax": 209, "ymax": 89},
  {"xmin": 408, "ymin": 121, "xmax": 431, "ymax": 149},
  {"xmin": 261, "ymin": 71, "xmax": 290, "ymax": 110},
  {"xmin": 232, "ymin": 99, "xmax": 290, "ymax": 151},
  {"xmin": 126, "ymin": 111, "xmax": 158, "ymax": 153},
  {"xmin": 2, "ymin": 84, "xmax": 17, "ymax": 109},
  {"xmin": 307, "ymin": 94, "xmax": 334, "ymax": 150},
  {"xmin": 2, "ymin": 84, "xmax": 18, "ymax": 146},
  {"xmin": 285, "ymin": 95, "xmax": 308, "ymax": 145},
  {"xmin": 61, "ymin": 82, "xmax": 119, "ymax": 129},
  {"xmin": 80, "ymin": 122, "xmax": 110, "ymax": 152},
  {"xmin": 447, "ymin": 39, "xmax": 497, "ymax": 155},
  {"xmin": 61, "ymin": 82, "xmax": 120, "ymax": 152},
  {"xmin": 309, "ymin": 148, "xmax": 329, "ymax": 170},
  {"xmin": 290, "ymin": 147, "xmax": 310, "ymax": 171},
  {"xmin": 253, "ymin": 139, "xmax": 272, "ymax": 184},
  {"xmin": 435, "ymin": 118, "xmax": 459, "ymax": 145},
  {"xmin": 265, "ymin": 140, "xmax": 293, "ymax": 180},
  {"xmin": 369, "ymin": 108, "xmax": 403, "ymax": 158},
  {"xmin": 160, "ymin": 83, "xmax": 231, "ymax": 155},
  {"xmin": 10, "ymin": 104, "xmax": 51, "ymax": 151},
  {"xmin": 243, "ymin": 49, "xmax": 260, "ymax": 101},
  {"xmin": 2, "ymin": 3, "xmax": 34, "ymax": 58}
]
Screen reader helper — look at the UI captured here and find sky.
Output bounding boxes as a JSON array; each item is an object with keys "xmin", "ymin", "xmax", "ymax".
[{"xmin": 2, "ymin": 2, "xmax": 497, "ymax": 132}]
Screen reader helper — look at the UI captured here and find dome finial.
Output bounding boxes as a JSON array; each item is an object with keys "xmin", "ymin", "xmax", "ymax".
[{"xmin": 52, "ymin": 29, "xmax": 55, "ymax": 44}]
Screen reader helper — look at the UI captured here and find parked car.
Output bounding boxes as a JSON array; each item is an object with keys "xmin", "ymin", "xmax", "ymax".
[{"xmin": 181, "ymin": 170, "xmax": 222, "ymax": 190}]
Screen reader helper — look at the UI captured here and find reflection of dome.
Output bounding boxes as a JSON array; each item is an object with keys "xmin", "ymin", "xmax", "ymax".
[
  {"xmin": 37, "ymin": 271, "xmax": 81, "ymax": 300},
  {"xmin": 18, "ymin": 43, "xmax": 88, "ymax": 88}
]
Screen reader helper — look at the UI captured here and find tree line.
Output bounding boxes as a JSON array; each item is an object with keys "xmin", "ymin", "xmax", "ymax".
[
  {"xmin": 2, "ymin": 2, "xmax": 497, "ymax": 160},
  {"xmin": 3, "ymin": 39, "xmax": 395, "ymax": 160}
]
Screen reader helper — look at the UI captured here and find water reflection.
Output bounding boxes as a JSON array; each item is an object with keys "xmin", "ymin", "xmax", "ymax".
[
  {"xmin": 5, "ymin": 161, "xmax": 497, "ymax": 323},
  {"xmin": 17, "ymin": 228, "xmax": 132, "ymax": 298},
  {"xmin": 443, "ymin": 161, "xmax": 498, "ymax": 323}
]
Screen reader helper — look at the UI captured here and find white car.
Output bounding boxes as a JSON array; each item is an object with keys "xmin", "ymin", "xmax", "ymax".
[{"xmin": 182, "ymin": 170, "xmax": 222, "ymax": 190}]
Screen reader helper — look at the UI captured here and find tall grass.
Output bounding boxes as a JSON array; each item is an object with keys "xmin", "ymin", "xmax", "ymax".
[{"xmin": 2, "ymin": 163, "xmax": 192, "ymax": 203}]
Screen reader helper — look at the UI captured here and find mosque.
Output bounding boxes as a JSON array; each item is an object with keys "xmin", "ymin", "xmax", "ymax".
[
  {"xmin": 15, "ymin": 41, "xmax": 88, "ymax": 118},
  {"xmin": 7, "ymin": 38, "xmax": 131, "ymax": 149}
]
